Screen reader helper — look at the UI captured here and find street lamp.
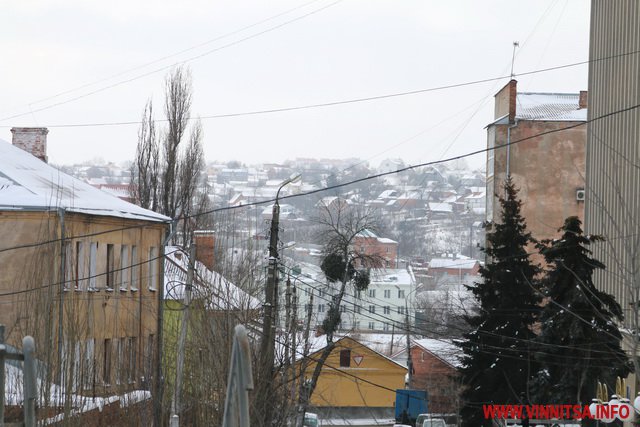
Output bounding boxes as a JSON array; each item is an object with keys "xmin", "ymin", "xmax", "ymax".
[{"xmin": 259, "ymin": 173, "xmax": 301, "ymax": 427}]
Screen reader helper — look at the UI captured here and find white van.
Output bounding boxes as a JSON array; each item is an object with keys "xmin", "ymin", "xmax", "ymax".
[{"xmin": 303, "ymin": 413, "xmax": 320, "ymax": 427}]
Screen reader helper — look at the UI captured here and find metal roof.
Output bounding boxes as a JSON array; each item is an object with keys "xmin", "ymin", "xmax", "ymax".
[
  {"xmin": 0, "ymin": 139, "xmax": 170, "ymax": 222},
  {"xmin": 516, "ymin": 92, "xmax": 587, "ymax": 121}
]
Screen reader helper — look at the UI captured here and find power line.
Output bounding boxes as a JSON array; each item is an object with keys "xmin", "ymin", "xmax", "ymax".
[
  {"xmin": 0, "ymin": 0, "xmax": 344, "ymax": 124},
  {"xmin": 1, "ymin": 101, "xmax": 639, "ymax": 257},
  {"xmin": 3, "ymin": 49, "xmax": 640, "ymax": 128}
]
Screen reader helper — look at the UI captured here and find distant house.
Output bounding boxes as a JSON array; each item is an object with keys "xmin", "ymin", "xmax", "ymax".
[
  {"xmin": 392, "ymin": 338, "xmax": 461, "ymax": 414},
  {"xmin": 353, "ymin": 229, "xmax": 398, "ymax": 268},
  {"xmin": 428, "ymin": 257, "xmax": 480, "ymax": 286},
  {"xmin": 296, "ymin": 336, "xmax": 406, "ymax": 420},
  {"xmin": 0, "ymin": 128, "xmax": 170, "ymax": 397}
]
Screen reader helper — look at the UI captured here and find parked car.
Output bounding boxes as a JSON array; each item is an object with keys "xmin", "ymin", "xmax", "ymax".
[
  {"xmin": 422, "ymin": 419, "xmax": 446, "ymax": 427},
  {"xmin": 303, "ymin": 412, "xmax": 320, "ymax": 427}
]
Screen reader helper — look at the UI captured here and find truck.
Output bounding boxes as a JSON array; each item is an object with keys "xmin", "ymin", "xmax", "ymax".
[{"xmin": 395, "ymin": 389, "xmax": 428, "ymax": 426}]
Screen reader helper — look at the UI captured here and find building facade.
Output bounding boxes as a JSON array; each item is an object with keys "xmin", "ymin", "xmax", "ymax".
[
  {"xmin": 584, "ymin": 0, "xmax": 640, "ymax": 324},
  {"xmin": 486, "ymin": 80, "xmax": 587, "ymax": 245},
  {"xmin": 0, "ymin": 129, "xmax": 169, "ymax": 397}
]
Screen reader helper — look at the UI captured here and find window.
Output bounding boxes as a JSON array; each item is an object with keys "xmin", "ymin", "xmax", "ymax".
[
  {"xmin": 116, "ymin": 338, "xmax": 124, "ymax": 384},
  {"xmin": 384, "ymin": 289, "xmax": 391, "ymax": 298},
  {"xmin": 144, "ymin": 334, "xmax": 155, "ymax": 384},
  {"xmin": 89, "ymin": 242, "xmax": 98, "ymax": 291},
  {"xmin": 383, "ymin": 323, "xmax": 390, "ymax": 331},
  {"xmin": 106, "ymin": 244, "xmax": 115, "ymax": 291},
  {"xmin": 103, "ymin": 338, "xmax": 112, "ymax": 386},
  {"xmin": 368, "ymin": 322, "xmax": 375, "ymax": 330},
  {"xmin": 128, "ymin": 337, "xmax": 137, "ymax": 383},
  {"xmin": 130, "ymin": 246, "xmax": 139, "ymax": 291},
  {"xmin": 368, "ymin": 289, "xmax": 376, "ymax": 298},
  {"xmin": 355, "ymin": 304, "xmax": 362, "ymax": 314},
  {"xmin": 305, "ymin": 303, "xmax": 313, "ymax": 313},
  {"xmin": 368, "ymin": 305, "xmax": 376, "ymax": 314},
  {"xmin": 339, "ymin": 349, "xmax": 351, "ymax": 367},
  {"xmin": 120, "ymin": 245, "xmax": 129, "ymax": 291},
  {"xmin": 340, "ymin": 305, "xmax": 346, "ymax": 313},
  {"xmin": 75, "ymin": 242, "xmax": 85, "ymax": 290},
  {"xmin": 149, "ymin": 247, "xmax": 158, "ymax": 291},
  {"xmin": 63, "ymin": 242, "xmax": 72, "ymax": 290},
  {"xmin": 383, "ymin": 306, "xmax": 390, "ymax": 315},
  {"xmin": 355, "ymin": 321, "xmax": 361, "ymax": 330},
  {"xmin": 355, "ymin": 290, "xmax": 362, "ymax": 299},
  {"xmin": 398, "ymin": 306, "xmax": 406, "ymax": 315},
  {"xmin": 305, "ymin": 288, "xmax": 310, "ymax": 296},
  {"xmin": 318, "ymin": 304, "xmax": 325, "ymax": 313},
  {"xmin": 83, "ymin": 339, "xmax": 95, "ymax": 389},
  {"xmin": 398, "ymin": 289, "xmax": 405, "ymax": 299}
]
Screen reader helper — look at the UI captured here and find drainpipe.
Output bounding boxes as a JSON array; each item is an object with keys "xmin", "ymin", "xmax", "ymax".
[
  {"xmin": 56, "ymin": 208, "xmax": 66, "ymax": 391},
  {"xmin": 154, "ymin": 219, "xmax": 177, "ymax": 427},
  {"xmin": 506, "ymin": 119, "xmax": 519, "ymax": 182}
]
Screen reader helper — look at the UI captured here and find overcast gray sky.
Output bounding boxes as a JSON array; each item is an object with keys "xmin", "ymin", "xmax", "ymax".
[{"xmin": 0, "ymin": 0, "xmax": 590, "ymax": 169}]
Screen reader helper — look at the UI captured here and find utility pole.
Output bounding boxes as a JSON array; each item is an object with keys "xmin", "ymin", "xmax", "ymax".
[
  {"xmin": 170, "ymin": 245, "xmax": 196, "ymax": 427},
  {"xmin": 405, "ymin": 307, "xmax": 413, "ymax": 389},
  {"xmin": 295, "ymin": 294, "xmax": 314, "ymax": 427},
  {"xmin": 259, "ymin": 174, "xmax": 299, "ymax": 427}
]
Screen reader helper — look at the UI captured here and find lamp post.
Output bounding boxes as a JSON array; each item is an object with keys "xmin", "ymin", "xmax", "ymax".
[{"xmin": 259, "ymin": 173, "xmax": 300, "ymax": 426}]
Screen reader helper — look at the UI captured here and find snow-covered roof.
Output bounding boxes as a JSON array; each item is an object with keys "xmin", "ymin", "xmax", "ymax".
[
  {"xmin": 429, "ymin": 258, "xmax": 479, "ymax": 270},
  {"xmin": 427, "ymin": 203, "xmax": 453, "ymax": 213},
  {"xmin": 370, "ymin": 268, "xmax": 414, "ymax": 285},
  {"xmin": 516, "ymin": 92, "xmax": 587, "ymax": 121},
  {"xmin": 413, "ymin": 338, "xmax": 461, "ymax": 367},
  {"xmin": 0, "ymin": 139, "xmax": 169, "ymax": 222},
  {"xmin": 164, "ymin": 246, "xmax": 260, "ymax": 311}
]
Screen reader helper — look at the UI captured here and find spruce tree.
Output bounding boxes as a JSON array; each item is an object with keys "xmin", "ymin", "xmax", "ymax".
[
  {"xmin": 459, "ymin": 177, "xmax": 541, "ymax": 427},
  {"xmin": 532, "ymin": 216, "xmax": 631, "ymax": 406}
]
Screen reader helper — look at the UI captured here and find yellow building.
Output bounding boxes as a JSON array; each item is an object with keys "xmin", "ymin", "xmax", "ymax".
[
  {"xmin": 0, "ymin": 129, "xmax": 169, "ymax": 400},
  {"xmin": 301, "ymin": 336, "xmax": 406, "ymax": 409}
]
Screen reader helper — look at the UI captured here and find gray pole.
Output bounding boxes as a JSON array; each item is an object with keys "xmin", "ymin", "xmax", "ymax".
[
  {"xmin": 405, "ymin": 307, "xmax": 413, "ymax": 389},
  {"xmin": 170, "ymin": 245, "xmax": 196, "ymax": 427},
  {"xmin": 0, "ymin": 324, "xmax": 5, "ymax": 427},
  {"xmin": 23, "ymin": 336, "xmax": 36, "ymax": 427},
  {"xmin": 259, "ymin": 198, "xmax": 280, "ymax": 427}
]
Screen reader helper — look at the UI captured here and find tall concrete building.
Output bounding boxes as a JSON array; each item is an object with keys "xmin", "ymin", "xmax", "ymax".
[{"xmin": 584, "ymin": 0, "xmax": 640, "ymax": 324}]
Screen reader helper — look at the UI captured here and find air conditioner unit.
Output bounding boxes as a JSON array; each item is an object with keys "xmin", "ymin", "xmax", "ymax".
[{"xmin": 576, "ymin": 189, "xmax": 586, "ymax": 201}]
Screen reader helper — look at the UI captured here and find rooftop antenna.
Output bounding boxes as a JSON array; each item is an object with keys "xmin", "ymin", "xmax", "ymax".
[{"xmin": 510, "ymin": 41, "xmax": 520, "ymax": 79}]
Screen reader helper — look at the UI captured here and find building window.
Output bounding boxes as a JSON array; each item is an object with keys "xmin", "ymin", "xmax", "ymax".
[
  {"xmin": 130, "ymin": 245, "xmax": 139, "ymax": 291},
  {"xmin": 355, "ymin": 304, "xmax": 362, "ymax": 314},
  {"xmin": 398, "ymin": 306, "xmax": 406, "ymax": 315},
  {"xmin": 103, "ymin": 338, "xmax": 112, "ymax": 386},
  {"xmin": 355, "ymin": 290, "xmax": 362, "ymax": 299},
  {"xmin": 75, "ymin": 241, "xmax": 85, "ymax": 290},
  {"xmin": 149, "ymin": 247, "xmax": 158, "ymax": 291},
  {"xmin": 340, "ymin": 349, "xmax": 351, "ymax": 367},
  {"xmin": 106, "ymin": 244, "xmax": 115, "ymax": 291},
  {"xmin": 128, "ymin": 337, "xmax": 137, "ymax": 383},
  {"xmin": 318, "ymin": 304, "xmax": 325, "ymax": 313},
  {"xmin": 120, "ymin": 245, "xmax": 129, "ymax": 291},
  {"xmin": 340, "ymin": 305, "xmax": 346, "ymax": 313},
  {"xmin": 383, "ymin": 323, "xmax": 390, "ymax": 331},
  {"xmin": 305, "ymin": 288, "xmax": 310, "ymax": 296},
  {"xmin": 305, "ymin": 303, "xmax": 313, "ymax": 313},
  {"xmin": 368, "ymin": 305, "xmax": 376, "ymax": 314},
  {"xmin": 384, "ymin": 289, "xmax": 391, "ymax": 298},
  {"xmin": 369, "ymin": 289, "xmax": 376, "ymax": 298},
  {"xmin": 89, "ymin": 242, "xmax": 98, "ymax": 291},
  {"xmin": 355, "ymin": 321, "xmax": 361, "ymax": 330},
  {"xmin": 383, "ymin": 306, "xmax": 390, "ymax": 314},
  {"xmin": 368, "ymin": 322, "xmax": 375, "ymax": 330},
  {"xmin": 398, "ymin": 289, "xmax": 405, "ymax": 299}
]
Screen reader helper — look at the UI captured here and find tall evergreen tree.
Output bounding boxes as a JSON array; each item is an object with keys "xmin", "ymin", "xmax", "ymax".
[
  {"xmin": 532, "ymin": 216, "xmax": 632, "ymax": 407},
  {"xmin": 458, "ymin": 177, "xmax": 542, "ymax": 427}
]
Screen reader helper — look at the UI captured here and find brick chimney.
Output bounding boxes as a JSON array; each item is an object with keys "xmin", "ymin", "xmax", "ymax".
[
  {"xmin": 11, "ymin": 127, "xmax": 49, "ymax": 162},
  {"xmin": 194, "ymin": 231, "xmax": 215, "ymax": 271},
  {"xmin": 579, "ymin": 90, "xmax": 588, "ymax": 109},
  {"xmin": 494, "ymin": 80, "xmax": 518, "ymax": 123}
]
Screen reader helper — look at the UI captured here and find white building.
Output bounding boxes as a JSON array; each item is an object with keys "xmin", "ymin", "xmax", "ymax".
[{"xmin": 292, "ymin": 264, "xmax": 416, "ymax": 333}]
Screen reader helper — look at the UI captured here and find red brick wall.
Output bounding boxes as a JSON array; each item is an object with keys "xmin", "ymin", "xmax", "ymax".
[{"xmin": 410, "ymin": 346, "xmax": 459, "ymax": 414}]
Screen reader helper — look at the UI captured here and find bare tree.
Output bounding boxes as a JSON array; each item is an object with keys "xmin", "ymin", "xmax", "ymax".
[
  {"xmin": 294, "ymin": 202, "xmax": 382, "ymax": 427},
  {"xmin": 131, "ymin": 100, "xmax": 160, "ymax": 211},
  {"xmin": 161, "ymin": 66, "xmax": 192, "ymax": 219}
]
